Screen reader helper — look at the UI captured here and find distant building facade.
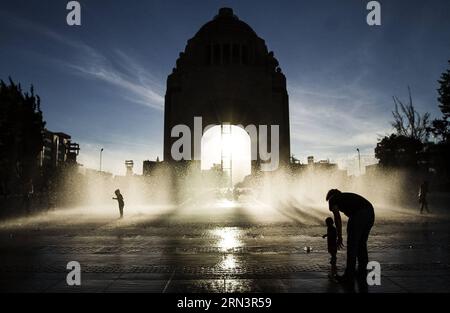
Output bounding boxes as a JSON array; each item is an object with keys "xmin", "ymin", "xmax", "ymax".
[
  {"xmin": 142, "ymin": 157, "xmax": 162, "ymax": 176},
  {"xmin": 38, "ymin": 130, "xmax": 80, "ymax": 169},
  {"xmin": 125, "ymin": 160, "xmax": 134, "ymax": 176},
  {"xmin": 290, "ymin": 156, "xmax": 346, "ymax": 177}
]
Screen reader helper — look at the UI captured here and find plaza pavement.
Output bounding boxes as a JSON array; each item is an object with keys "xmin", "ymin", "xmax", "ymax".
[{"xmin": 0, "ymin": 200, "xmax": 449, "ymax": 293}]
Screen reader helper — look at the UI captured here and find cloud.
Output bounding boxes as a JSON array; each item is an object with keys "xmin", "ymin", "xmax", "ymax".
[
  {"xmin": 67, "ymin": 57, "xmax": 164, "ymax": 111},
  {"xmin": 288, "ymin": 80, "xmax": 393, "ymax": 162},
  {"xmin": 61, "ymin": 47, "xmax": 165, "ymax": 111},
  {"xmin": 1, "ymin": 10, "xmax": 164, "ymax": 111}
]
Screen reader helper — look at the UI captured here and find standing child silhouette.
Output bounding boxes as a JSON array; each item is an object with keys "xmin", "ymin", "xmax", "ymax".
[
  {"xmin": 323, "ymin": 217, "xmax": 338, "ymax": 278},
  {"xmin": 113, "ymin": 189, "xmax": 124, "ymax": 218}
]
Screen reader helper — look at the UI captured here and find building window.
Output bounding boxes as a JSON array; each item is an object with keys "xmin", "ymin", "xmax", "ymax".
[
  {"xmin": 223, "ymin": 44, "xmax": 231, "ymax": 65},
  {"xmin": 242, "ymin": 45, "xmax": 249, "ymax": 65},
  {"xmin": 232, "ymin": 44, "xmax": 240, "ymax": 64},
  {"xmin": 205, "ymin": 44, "xmax": 212, "ymax": 65},
  {"xmin": 213, "ymin": 44, "xmax": 221, "ymax": 65}
]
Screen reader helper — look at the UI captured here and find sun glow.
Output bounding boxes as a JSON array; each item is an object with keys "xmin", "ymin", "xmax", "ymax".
[{"xmin": 201, "ymin": 125, "xmax": 252, "ymax": 185}]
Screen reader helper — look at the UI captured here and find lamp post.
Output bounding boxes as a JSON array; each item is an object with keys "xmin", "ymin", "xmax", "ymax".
[
  {"xmin": 356, "ymin": 148, "xmax": 361, "ymax": 176},
  {"xmin": 100, "ymin": 148, "xmax": 104, "ymax": 172}
]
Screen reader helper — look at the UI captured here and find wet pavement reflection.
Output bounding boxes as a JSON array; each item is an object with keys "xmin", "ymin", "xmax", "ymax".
[
  {"xmin": 0, "ymin": 200, "xmax": 449, "ymax": 293},
  {"xmin": 212, "ymin": 227, "xmax": 243, "ymax": 253}
]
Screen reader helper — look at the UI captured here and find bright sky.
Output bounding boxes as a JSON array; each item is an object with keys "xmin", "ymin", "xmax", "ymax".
[{"xmin": 1, "ymin": 0, "xmax": 449, "ymax": 175}]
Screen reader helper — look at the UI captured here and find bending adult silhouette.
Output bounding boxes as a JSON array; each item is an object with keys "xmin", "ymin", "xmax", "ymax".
[{"xmin": 326, "ymin": 189, "xmax": 375, "ymax": 284}]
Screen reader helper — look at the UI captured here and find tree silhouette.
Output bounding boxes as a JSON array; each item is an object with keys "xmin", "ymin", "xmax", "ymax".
[
  {"xmin": 375, "ymin": 88, "xmax": 430, "ymax": 168},
  {"xmin": 429, "ymin": 60, "xmax": 450, "ymax": 143},
  {"xmin": 437, "ymin": 60, "xmax": 450, "ymax": 118},
  {"xmin": 0, "ymin": 78, "xmax": 46, "ymax": 195},
  {"xmin": 375, "ymin": 134, "xmax": 424, "ymax": 168},
  {"xmin": 429, "ymin": 119, "xmax": 450, "ymax": 143},
  {"xmin": 427, "ymin": 60, "xmax": 450, "ymax": 188},
  {"xmin": 391, "ymin": 87, "xmax": 430, "ymax": 142}
]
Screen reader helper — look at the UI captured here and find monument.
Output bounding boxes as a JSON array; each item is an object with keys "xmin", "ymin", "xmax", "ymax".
[{"xmin": 163, "ymin": 8, "xmax": 290, "ymax": 173}]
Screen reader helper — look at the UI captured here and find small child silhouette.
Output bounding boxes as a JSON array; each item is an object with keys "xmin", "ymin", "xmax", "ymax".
[
  {"xmin": 112, "ymin": 189, "xmax": 124, "ymax": 218},
  {"xmin": 322, "ymin": 217, "xmax": 338, "ymax": 278},
  {"xmin": 418, "ymin": 181, "xmax": 430, "ymax": 214}
]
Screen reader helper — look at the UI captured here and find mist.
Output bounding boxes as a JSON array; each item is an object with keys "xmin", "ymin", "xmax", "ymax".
[{"xmin": 1, "ymin": 160, "xmax": 442, "ymax": 231}]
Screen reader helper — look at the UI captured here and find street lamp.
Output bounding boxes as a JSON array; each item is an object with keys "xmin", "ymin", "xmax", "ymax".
[
  {"xmin": 356, "ymin": 148, "xmax": 361, "ymax": 176},
  {"xmin": 100, "ymin": 148, "xmax": 104, "ymax": 172}
]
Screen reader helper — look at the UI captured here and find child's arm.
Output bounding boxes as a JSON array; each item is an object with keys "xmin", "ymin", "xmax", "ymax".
[
  {"xmin": 322, "ymin": 234, "xmax": 328, "ymax": 238},
  {"xmin": 331, "ymin": 207, "xmax": 344, "ymax": 249},
  {"xmin": 112, "ymin": 197, "xmax": 117, "ymax": 200}
]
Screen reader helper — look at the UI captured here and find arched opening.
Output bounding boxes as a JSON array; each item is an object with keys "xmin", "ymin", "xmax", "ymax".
[{"xmin": 201, "ymin": 124, "xmax": 251, "ymax": 187}]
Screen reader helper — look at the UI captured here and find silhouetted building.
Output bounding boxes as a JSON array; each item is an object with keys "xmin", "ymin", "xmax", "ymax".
[
  {"xmin": 164, "ymin": 8, "xmax": 290, "ymax": 172},
  {"xmin": 290, "ymin": 156, "xmax": 346, "ymax": 178},
  {"xmin": 125, "ymin": 160, "xmax": 134, "ymax": 176},
  {"xmin": 143, "ymin": 157, "xmax": 162, "ymax": 176},
  {"xmin": 38, "ymin": 130, "xmax": 79, "ymax": 169},
  {"xmin": 314, "ymin": 159, "xmax": 338, "ymax": 171}
]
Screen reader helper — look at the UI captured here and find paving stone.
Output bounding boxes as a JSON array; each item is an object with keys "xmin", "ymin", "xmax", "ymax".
[{"xmin": 0, "ymin": 209, "xmax": 449, "ymax": 293}]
